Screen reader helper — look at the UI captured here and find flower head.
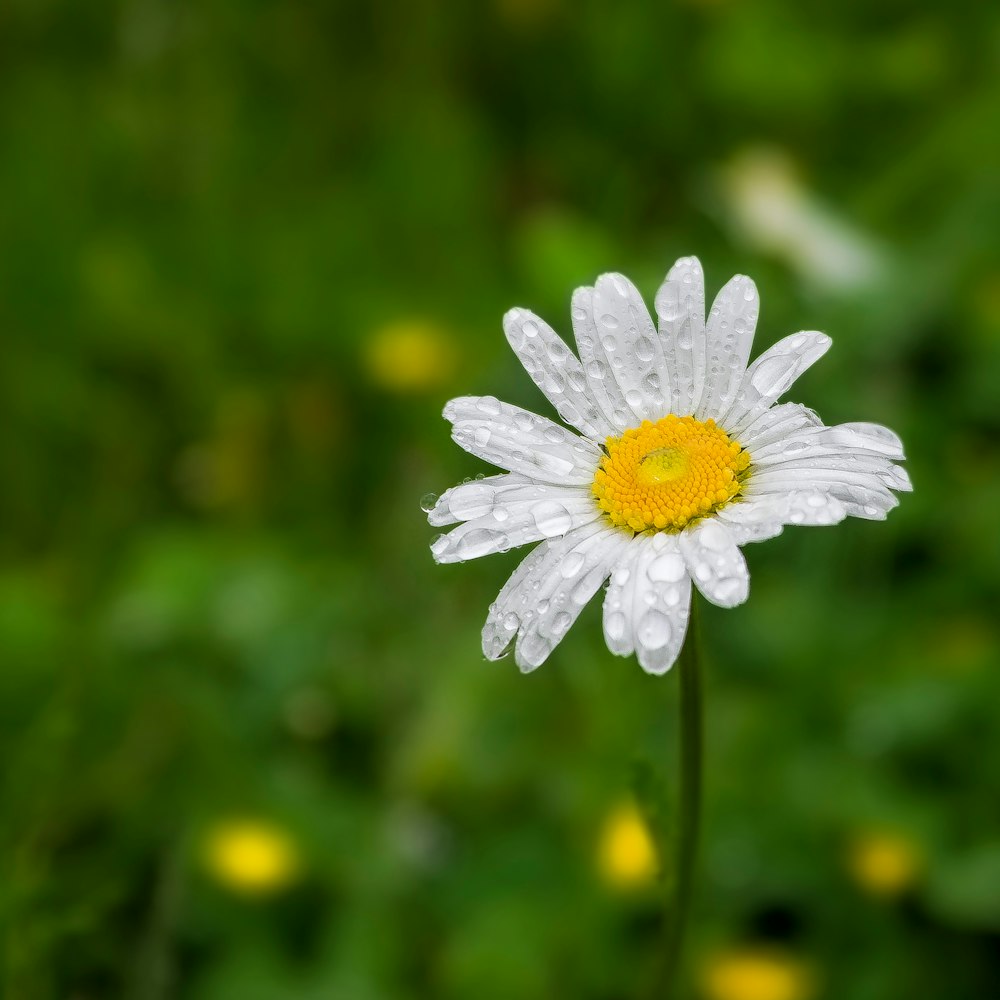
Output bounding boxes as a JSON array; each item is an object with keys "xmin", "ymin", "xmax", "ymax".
[
  {"xmin": 427, "ymin": 258, "xmax": 910, "ymax": 673},
  {"xmin": 597, "ymin": 800, "xmax": 658, "ymax": 889},
  {"xmin": 201, "ymin": 818, "xmax": 301, "ymax": 896},
  {"xmin": 701, "ymin": 947, "xmax": 816, "ymax": 1000},
  {"xmin": 365, "ymin": 319, "xmax": 458, "ymax": 393},
  {"xmin": 846, "ymin": 829, "xmax": 923, "ymax": 898}
]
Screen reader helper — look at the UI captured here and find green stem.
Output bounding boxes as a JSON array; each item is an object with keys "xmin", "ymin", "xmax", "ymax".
[{"xmin": 657, "ymin": 597, "xmax": 703, "ymax": 997}]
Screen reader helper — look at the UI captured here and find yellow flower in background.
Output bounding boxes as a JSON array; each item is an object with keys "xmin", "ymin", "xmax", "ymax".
[
  {"xmin": 846, "ymin": 830, "xmax": 922, "ymax": 898},
  {"xmin": 364, "ymin": 320, "xmax": 458, "ymax": 393},
  {"xmin": 701, "ymin": 948, "xmax": 816, "ymax": 1000},
  {"xmin": 597, "ymin": 800, "xmax": 658, "ymax": 889},
  {"xmin": 201, "ymin": 819, "xmax": 301, "ymax": 896}
]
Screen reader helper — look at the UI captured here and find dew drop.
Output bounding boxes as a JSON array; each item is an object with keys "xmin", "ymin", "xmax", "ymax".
[
  {"xmin": 648, "ymin": 552, "xmax": 686, "ymax": 583},
  {"xmin": 552, "ymin": 611, "xmax": 573, "ymax": 635},
  {"xmin": 455, "ymin": 529, "xmax": 506, "ymax": 560},
  {"xmin": 419, "ymin": 492, "xmax": 438, "ymax": 512},
  {"xmin": 638, "ymin": 610, "xmax": 671, "ymax": 650},
  {"xmin": 605, "ymin": 610, "xmax": 626, "ymax": 641},
  {"xmin": 695, "ymin": 521, "xmax": 730, "ymax": 552},
  {"xmin": 532, "ymin": 501, "xmax": 574, "ymax": 537}
]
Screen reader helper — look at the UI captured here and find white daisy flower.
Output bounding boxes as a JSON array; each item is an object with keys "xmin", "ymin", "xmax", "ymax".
[{"xmin": 427, "ymin": 257, "xmax": 911, "ymax": 675}]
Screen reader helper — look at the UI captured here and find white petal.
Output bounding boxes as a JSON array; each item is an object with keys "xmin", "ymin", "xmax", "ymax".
[
  {"xmin": 429, "ymin": 476, "xmax": 591, "ymax": 527},
  {"xmin": 430, "ymin": 494, "xmax": 601, "ymax": 563},
  {"xmin": 721, "ymin": 491, "xmax": 848, "ymax": 534},
  {"xmin": 571, "ymin": 275, "xmax": 668, "ymax": 429},
  {"xmin": 615, "ymin": 534, "xmax": 692, "ymax": 674},
  {"xmin": 602, "ymin": 543, "xmax": 645, "ymax": 656},
  {"xmin": 746, "ymin": 471, "xmax": 899, "ymax": 519},
  {"xmin": 571, "ymin": 286, "xmax": 632, "ymax": 431},
  {"xmin": 748, "ymin": 466, "xmax": 897, "ymax": 492},
  {"xmin": 737, "ymin": 402, "xmax": 823, "ymax": 452},
  {"xmin": 753, "ymin": 453, "xmax": 911, "ymax": 492},
  {"xmin": 696, "ymin": 274, "xmax": 759, "ymax": 421},
  {"xmin": 716, "ymin": 506, "xmax": 785, "ymax": 545},
  {"xmin": 445, "ymin": 396, "xmax": 601, "ymax": 485},
  {"xmin": 779, "ymin": 491, "xmax": 848, "ymax": 525},
  {"xmin": 831, "ymin": 422, "xmax": 906, "ymax": 459},
  {"xmin": 678, "ymin": 519, "xmax": 749, "ymax": 608},
  {"xmin": 482, "ymin": 521, "xmax": 622, "ymax": 665},
  {"xmin": 751, "ymin": 422, "xmax": 906, "ymax": 463},
  {"xmin": 503, "ymin": 308, "xmax": 614, "ymax": 439},
  {"xmin": 429, "ymin": 473, "xmax": 532, "ymax": 526},
  {"xmin": 723, "ymin": 331, "xmax": 832, "ymax": 432},
  {"xmin": 513, "ymin": 527, "xmax": 629, "ymax": 672},
  {"xmin": 654, "ymin": 256, "xmax": 706, "ymax": 416}
]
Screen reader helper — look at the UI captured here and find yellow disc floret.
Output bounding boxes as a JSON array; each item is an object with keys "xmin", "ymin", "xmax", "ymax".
[{"xmin": 592, "ymin": 414, "xmax": 750, "ymax": 532}]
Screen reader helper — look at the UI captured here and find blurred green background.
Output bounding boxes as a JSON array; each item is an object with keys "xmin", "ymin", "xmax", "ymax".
[{"xmin": 2, "ymin": 1, "xmax": 999, "ymax": 998}]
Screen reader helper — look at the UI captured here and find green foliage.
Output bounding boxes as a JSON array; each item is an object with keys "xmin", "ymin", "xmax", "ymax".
[{"xmin": 1, "ymin": 1, "xmax": 999, "ymax": 997}]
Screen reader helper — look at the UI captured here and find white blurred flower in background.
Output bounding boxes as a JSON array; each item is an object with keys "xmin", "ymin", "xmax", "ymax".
[{"xmin": 719, "ymin": 148, "xmax": 887, "ymax": 293}]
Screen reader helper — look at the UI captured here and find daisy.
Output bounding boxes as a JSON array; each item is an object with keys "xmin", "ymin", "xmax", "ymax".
[{"xmin": 427, "ymin": 257, "xmax": 910, "ymax": 674}]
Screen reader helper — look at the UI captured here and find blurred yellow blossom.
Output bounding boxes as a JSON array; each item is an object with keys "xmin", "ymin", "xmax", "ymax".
[
  {"xmin": 597, "ymin": 800, "xmax": 657, "ymax": 889},
  {"xmin": 847, "ymin": 830, "xmax": 923, "ymax": 898},
  {"xmin": 201, "ymin": 819, "xmax": 301, "ymax": 896},
  {"xmin": 364, "ymin": 320, "xmax": 458, "ymax": 393},
  {"xmin": 701, "ymin": 948, "xmax": 816, "ymax": 1000}
]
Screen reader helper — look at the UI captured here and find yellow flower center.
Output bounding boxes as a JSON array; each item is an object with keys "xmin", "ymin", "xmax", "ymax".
[{"xmin": 592, "ymin": 415, "xmax": 750, "ymax": 533}]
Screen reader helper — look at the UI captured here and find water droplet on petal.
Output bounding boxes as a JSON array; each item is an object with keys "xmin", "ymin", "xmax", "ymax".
[
  {"xmin": 605, "ymin": 610, "xmax": 626, "ymax": 641},
  {"xmin": 638, "ymin": 610, "xmax": 671, "ymax": 650},
  {"xmin": 455, "ymin": 529, "xmax": 506, "ymax": 560},
  {"xmin": 648, "ymin": 552, "xmax": 686, "ymax": 583},
  {"xmin": 532, "ymin": 501, "xmax": 574, "ymax": 537},
  {"xmin": 419, "ymin": 492, "xmax": 438, "ymax": 512},
  {"xmin": 695, "ymin": 521, "xmax": 729, "ymax": 552},
  {"xmin": 477, "ymin": 396, "xmax": 502, "ymax": 415},
  {"xmin": 635, "ymin": 337, "xmax": 656, "ymax": 363}
]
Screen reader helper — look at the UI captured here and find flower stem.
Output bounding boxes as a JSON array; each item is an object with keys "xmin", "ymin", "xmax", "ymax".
[{"xmin": 657, "ymin": 597, "xmax": 703, "ymax": 997}]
